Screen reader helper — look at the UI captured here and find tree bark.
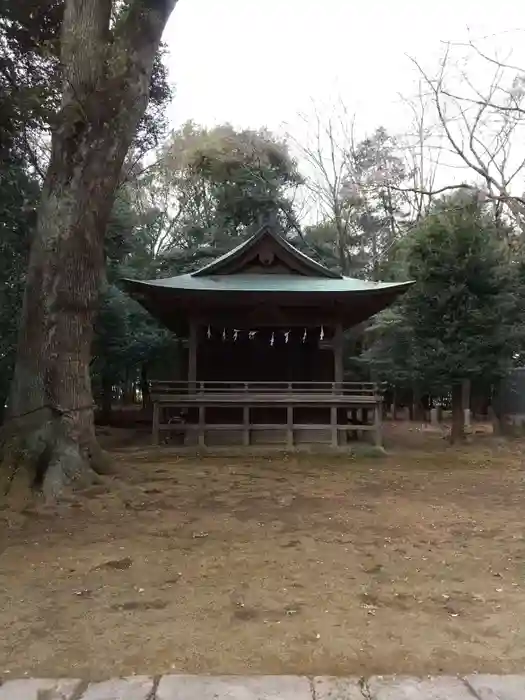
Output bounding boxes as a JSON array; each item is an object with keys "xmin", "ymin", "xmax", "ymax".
[
  {"xmin": 450, "ymin": 382, "xmax": 465, "ymax": 444},
  {"xmin": 461, "ymin": 379, "xmax": 470, "ymax": 411},
  {"xmin": 1, "ymin": 0, "xmax": 178, "ymax": 502},
  {"xmin": 392, "ymin": 399, "xmax": 398, "ymax": 421},
  {"xmin": 412, "ymin": 385, "xmax": 425, "ymax": 421}
]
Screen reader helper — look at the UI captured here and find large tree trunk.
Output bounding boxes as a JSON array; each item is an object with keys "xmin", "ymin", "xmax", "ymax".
[
  {"xmin": 1, "ymin": 0, "xmax": 178, "ymax": 502},
  {"xmin": 450, "ymin": 382, "xmax": 465, "ymax": 444}
]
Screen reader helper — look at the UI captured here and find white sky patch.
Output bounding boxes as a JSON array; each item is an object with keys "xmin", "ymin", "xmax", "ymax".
[
  {"xmin": 163, "ymin": 0, "xmax": 524, "ymax": 134},
  {"xmin": 157, "ymin": 0, "xmax": 525, "ymax": 217}
]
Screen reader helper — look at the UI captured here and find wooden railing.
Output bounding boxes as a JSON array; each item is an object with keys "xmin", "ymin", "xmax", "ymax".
[
  {"xmin": 148, "ymin": 380, "xmax": 383, "ymax": 448},
  {"xmin": 150, "ymin": 380, "xmax": 381, "ymax": 398}
]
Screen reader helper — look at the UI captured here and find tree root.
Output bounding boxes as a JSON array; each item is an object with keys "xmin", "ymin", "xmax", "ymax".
[
  {"xmin": 0, "ymin": 413, "xmax": 113, "ymax": 506},
  {"xmin": 85, "ymin": 438, "xmax": 114, "ymax": 476},
  {"xmin": 42, "ymin": 439, "xmax": 100, "ymax": 501}
]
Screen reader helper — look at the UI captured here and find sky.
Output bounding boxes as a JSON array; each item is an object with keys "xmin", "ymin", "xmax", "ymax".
[{"xmin": 162, "ymin": 0, "xmax": 525, "ymax": 139}]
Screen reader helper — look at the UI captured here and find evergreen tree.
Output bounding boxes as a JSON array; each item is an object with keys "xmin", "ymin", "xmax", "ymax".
[{"xmin": 365, "ymin": 193, "xmax": 523, "ymax": 440}]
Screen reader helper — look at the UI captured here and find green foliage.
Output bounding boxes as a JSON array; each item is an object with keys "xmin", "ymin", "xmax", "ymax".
[
  {"xmin": 364, "ymin": 307, "xmax": 421, "ymax": 387},
  {"xmin": 0, "ymin": 0, "xmax": 62, "ymax": 163},
  {"xmin": 406, "ymin": 195, "xmax": 520, "ymax": 384},
  {"xmin": 186, "ymin": 124, "xmax": 302, "ymax": 234},
  {"xmin": 92, "ymin": 191, "xmax": 176, "ymax": 406},
  {"xmin": 365, "ymin": 193, "xmax": 524, "ymax": 392},
  {"xmin": 0, "ymin": 0, "xmax": 171, "ymax": 170},
  {"xmin": 91, "ymin": 286, "xmax": 175, "ymax": 397},
  {"xmin": 301, "ymin": 221, "xmax": 364, "ymax": 275},
  {"xmin": 140, "ymin": 121, "xmax": 303, "ymax": 259},
  {"xmin": 0, "ymin": 158, "xmax": 38, "ymax": 410}
]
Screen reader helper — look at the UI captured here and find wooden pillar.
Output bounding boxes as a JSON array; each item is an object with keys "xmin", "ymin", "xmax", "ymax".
[
  {"xmin": 330, "ymin": 406, "xmax": 338, "ymax": 447},
  {"xmin": 198, "ymin": 405, "xmax": 206, "ymax": 448},
  {"xmin": 333, "ymin": 323, "xmax": 344, "ymax": 388},
  {"xmin": 188, "ymin": 319, "xmax": 198, "ymax": 392},
  {"xmin": 373, "ymin": 402, "xmax": 382, "ymax": 447},
  {"xmin": 243, "ymin": 406, "xmax": 250, "ymax": 446},
  {"xmin": 242, "ymin": 383, "xmax": 250, "ymax": 446},
  {"xmin": 152, "ymin": 401, "xmax": 160, "ymax": 445},
  {"xmin": 287, "ymin": 405, "xmax": 294, "ymax": 449},
  {"xmin": 242, "ymin": 382, "xmax": 250, "ymax": 446}
]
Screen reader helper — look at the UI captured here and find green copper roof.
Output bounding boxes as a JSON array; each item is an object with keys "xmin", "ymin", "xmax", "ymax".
[
  {"xmin": 125, "ymin": 274, "xmax": 412, "ymax": 294},
  {"xmin": 122, "ymin": 227, "xmax": 413, "ymax": 335}
]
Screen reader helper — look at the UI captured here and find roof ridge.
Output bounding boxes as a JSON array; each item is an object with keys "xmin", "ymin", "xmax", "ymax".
[{"xmin": 191, "ymin": 225, "xmax": 341, "ymax": 279}]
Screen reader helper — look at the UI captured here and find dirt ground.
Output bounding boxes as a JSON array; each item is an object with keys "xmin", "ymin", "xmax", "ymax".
[{"xmin": 1, "ymin": 424, "xmax": 525, "ymax": 680}]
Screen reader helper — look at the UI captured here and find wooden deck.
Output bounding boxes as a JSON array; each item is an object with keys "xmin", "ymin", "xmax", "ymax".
[{"xmin": 149, "ymin": 381, "xmax": 383, "ymax": 449}]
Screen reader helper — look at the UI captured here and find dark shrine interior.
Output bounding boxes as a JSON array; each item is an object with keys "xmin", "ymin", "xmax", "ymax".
[{"xmin": 196, "ymin": 326, "xmax": 336, "ymax": 384}]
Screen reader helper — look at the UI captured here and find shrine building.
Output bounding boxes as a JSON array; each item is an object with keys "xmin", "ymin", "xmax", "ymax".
[{"xmin": 122, "ymin": 225, "xmax": 412, "ymax": 448}]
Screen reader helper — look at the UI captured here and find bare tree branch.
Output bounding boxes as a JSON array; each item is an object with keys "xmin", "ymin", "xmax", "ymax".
[
  {"xmin": 389, "ymin": 183, "xmax": 525, "ymax": 207},
  {"xmin": 406, "ymin": 43, "xmax": 525, "ymax": 233},
  {"xmin": 440, "ymin": 90, "xmax": 525, "ymax": 116}
]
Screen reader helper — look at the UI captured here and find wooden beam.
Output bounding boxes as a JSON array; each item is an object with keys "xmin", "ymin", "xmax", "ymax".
[
  {"xmin": 158, "ymin": 423, "xmax": 378, "ymax": 431},
  {"xmin": 188, "ymin": 319, "xmax": 198, "ymax": 391},
  {"xmin": 330, "ymin": 406, "xmax": 338, "ymax": 447},
  {"xmin": 150, "ymin": 380, "xmax": 383, "ymax": 447},
  {"xmin": 333, "ymin": 322, "xmax": 344, "ymax": 387},
  {"xmin": 243, "ymin": 405, "xmax": 250, "ymax": 446},
  {"xmin": 191, "ymin": 309, "xmax": 347, "ymax": 328}
]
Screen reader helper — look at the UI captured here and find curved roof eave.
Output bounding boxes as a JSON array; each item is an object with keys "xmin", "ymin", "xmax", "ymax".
[{"xmin": 121, "ymin": 275, "xmax": 414, "ymax": 296}]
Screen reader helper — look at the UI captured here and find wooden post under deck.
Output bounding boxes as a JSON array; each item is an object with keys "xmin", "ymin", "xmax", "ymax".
[
  {"xmin": 330, "ymin": 406, "xmax": 338, "ymax": 447},
  {"xmin": 198, "ymin": 403, "xmax": 206, "ymax": 448},
  {"xmin": 287, "ymin": 404, "xmax": 294, "ymax": 449},
  {"xmin": 243, "ymin": 383, "xmax": 250, "ymax": 446},
  {"xmin": 152, "ymin": 401, "xmax": 160, "ymax": 445},
  {"xmin": 333, "ymin": 323, "xmax": 344, "ymax": 387},
  {"xmin": 374, "ymin": 402, "xmax": 382, "ymax": 447},
  {"xmin": 149, "ymin": 380, "xmax": 382, "ymax": 448}
]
